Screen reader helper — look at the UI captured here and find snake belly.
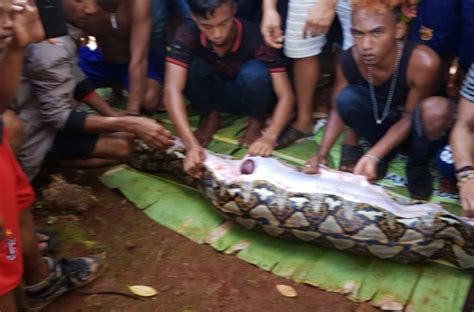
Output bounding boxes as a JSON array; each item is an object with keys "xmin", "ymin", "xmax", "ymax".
[{"xmin": 129, "ymin": 144, "xmax": 474, "ymax": 270}]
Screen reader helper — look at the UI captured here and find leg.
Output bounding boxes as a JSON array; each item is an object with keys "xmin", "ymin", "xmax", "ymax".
[
  {"xmin": 407, "ymin": 96, "xmax": 455, "ymax": 199},
  {"xmin": 292, "ymin": 56, "xmax": 320, "ymax": 134},
  {"xmin": 337, "ymin": 85, "xmax": 401, "ymax": 176},
  {"xmin": 337, "ymin": 85, "xmax": 400, "ymax": 146},
  {"xmin": 52, "ymin": 131, "xmax": 132, "ymax": 169},
  {"xmin": 143, "ymin": 78, "xmax": 162, "ymax": 113},
  {"xmin": 2, "ymin": 109, "xmax": 23, "ymax": 152},
  {"xmin": 184, "ymin": 58, "xmax": 223, "ymax": 146},
  {"xmin": 20, "ymin": 209, "xmax": 48, "ymax": 286},
  {"xmin": 0, "ymin": 292, "xmax": 16, "ymax": 312},
  {"xmin": 142, "ymin": 53, "xmax": 166, "ymax": 113},
  {"xmin": 234, "ymin": 60, "xmax": 275, "ymax": 146},
  {"xmin": 284, "ymin": 0, "xmax": 328, "ymax": 135},
  {"xmin": 57, "ymin": 133, "xmax": 133, "ymax": 169}
]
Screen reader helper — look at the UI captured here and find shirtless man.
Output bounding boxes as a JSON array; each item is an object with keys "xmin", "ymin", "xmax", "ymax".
[
  {"xmin": 164, "ymin": 0, "xmax": 294, "ymax": 178},
  {"xmin": 14, "ymin": 0, "xmax": 174, "ymax": 181},
  {"xmin": 303, "ymin": 0, "xmax": 454, "ymax": 200},
  {"xmin": 79, "ymin": 0, "xmax": 158, "ymax": 114}
]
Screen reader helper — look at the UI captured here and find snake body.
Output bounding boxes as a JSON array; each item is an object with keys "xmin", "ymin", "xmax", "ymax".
[{"xmin": 129, "ymin": 143, "xmax": 474, "ymax": 270}]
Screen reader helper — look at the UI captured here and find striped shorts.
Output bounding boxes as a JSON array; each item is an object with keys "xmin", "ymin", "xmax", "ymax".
[{"xmin": 284, "ymin": 0, "xmax": 353, "ymax": 58}]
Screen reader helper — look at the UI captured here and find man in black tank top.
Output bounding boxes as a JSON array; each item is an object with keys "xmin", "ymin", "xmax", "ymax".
[{"xmin": 304, "ymin": 0, "xmax": 455, "ymax": 200}]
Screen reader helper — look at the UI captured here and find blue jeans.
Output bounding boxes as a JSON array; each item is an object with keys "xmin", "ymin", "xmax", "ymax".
[
  {"xmin": 185, "ymin": 59, "xmax": 276, "ymax": 120},
  {"xmin": 336, "ymin": 85, "xmax": 448, "ymax": 166}
]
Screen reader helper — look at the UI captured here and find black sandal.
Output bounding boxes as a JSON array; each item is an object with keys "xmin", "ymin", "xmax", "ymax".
[
  {"xmin": 339, "ymin": 144, "xmax": 364, "ymax": 172},
  {"xmin": 276, "ymin": 126, "xmax": 312, "ymax": 149},
  {"xmin": 36, "ymin": 229, "xmax": 59, "ymax": 256}
]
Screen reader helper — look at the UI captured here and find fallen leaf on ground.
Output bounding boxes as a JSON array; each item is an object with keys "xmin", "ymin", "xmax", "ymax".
[
  {"xmin": 276, "ymin": 285, "xmax": 297, "ymax": 298},
  {"xmin": 128, "ymin": 285, "xmax": 158, "ymax": 297}
]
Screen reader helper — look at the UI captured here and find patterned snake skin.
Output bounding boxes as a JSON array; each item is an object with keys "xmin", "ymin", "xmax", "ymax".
[{"xmin": 129, "ymin": 143, "xmax": 474, "ymax": 270}]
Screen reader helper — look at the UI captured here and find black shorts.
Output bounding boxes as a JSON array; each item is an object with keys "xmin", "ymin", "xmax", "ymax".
[{"xmin": 51, "ymin": 131, "xmax": 98, "ymax": 158}]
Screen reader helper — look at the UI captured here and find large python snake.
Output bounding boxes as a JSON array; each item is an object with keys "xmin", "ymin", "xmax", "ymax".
[{"xmin": 129, "ymin": 142, "xmax": 474, "ymax": 270}]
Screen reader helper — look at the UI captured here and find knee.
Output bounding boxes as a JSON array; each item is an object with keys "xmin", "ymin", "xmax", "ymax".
[
  {"xmin": 237, "ymin": 60, "xmax": 271, "ymax": 90},
  {"xmin": 418, "ymin": 97, "xmax": 454, "ymax": 140},
  {"xmin": 115, "ymin": 137, "xmax": 133, "ymax": 160},
  {"xmin": 2, "ymin": 110, "xmax": 24, "ymax": 151},
  {"xmin": 143, "ymin": 82, "xmax": 162, "ymax": 112},
  {"xmin": 336, "ymin": 85, "xmax": 366, "ymax": 119}
]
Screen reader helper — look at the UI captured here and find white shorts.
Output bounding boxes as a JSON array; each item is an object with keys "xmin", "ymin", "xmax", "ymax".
[{"xmin": 284, "ymin": 0, "xmax": 354, "ymax": 58}]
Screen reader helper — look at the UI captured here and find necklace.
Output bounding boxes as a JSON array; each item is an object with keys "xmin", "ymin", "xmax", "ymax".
[{"xmin": 367, "ymin": 41, "xmax": 402, "ymax": 125}]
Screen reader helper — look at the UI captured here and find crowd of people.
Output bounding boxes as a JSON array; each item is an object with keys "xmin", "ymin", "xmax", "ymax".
[{"xmin": 1, "ymin": 0, "xmax": 474, "ymax": 310}]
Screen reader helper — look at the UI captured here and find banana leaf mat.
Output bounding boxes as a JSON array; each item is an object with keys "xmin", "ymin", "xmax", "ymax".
[{"xmin": 101, "ymin": 113, "xmax": 472, "ymax": 311}]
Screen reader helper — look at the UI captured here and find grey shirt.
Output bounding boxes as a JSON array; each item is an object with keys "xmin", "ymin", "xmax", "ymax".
[{"xmin": 12, "ymin": 25, "xmax": 86, "ymax": 180}]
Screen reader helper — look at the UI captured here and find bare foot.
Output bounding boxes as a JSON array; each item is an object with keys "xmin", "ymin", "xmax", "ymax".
[
  {"xmin": 194, "ymin": 111, "xmax": 221, "ymax": 147},
  {"xmin": 239, "ymin": 118, "xmax": 264, "ymax": 147}
]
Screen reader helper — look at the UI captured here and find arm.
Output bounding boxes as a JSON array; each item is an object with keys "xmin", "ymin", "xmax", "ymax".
[
  {"xmin": 354, "ymin": 46, "xmax": 441, "ymax": 180},
  {"xmin": 248, "ymin": 72, "xmax": 294, "ymax": 156},
  {"xmin": 126, "ymin": 0, "xmax": 151, "ymax": 114},
  {"xmin": 0, "ymin": 0, "xmax": 44, "ymax": 112},
  {"xmin": 164, "ymin": 62, "xmax": 205, "ymax": 177},
  {"xmin": 304, "ymin": 62, "xmax": 348, "ymax": 173},
  {"xmin": 261, "ymin": 0, "xmax": 283, "ymax": 49},
  {"xmin": 81, "ymin": 91, "xmax": 124, "ymax": 117},
  {"xmin": 451, "ymin": 88, "xmax": 474, "ymax": 217},
  {"xmin": 82, "ymin": 114, "xmax": 173, "ymax": 150}
]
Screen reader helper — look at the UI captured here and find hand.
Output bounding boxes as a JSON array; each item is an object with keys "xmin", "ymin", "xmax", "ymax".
[
  {"xmin": 261, "ymin": 8, "xmax": 283, "ymax": 49},
  {"xmin": 302, "ymin": 155, "xmax": 327, "ymax": 174},
  {"xmin": 248, "ymin": 135, "xmax": 276, "ymax": 157},
  {"xmin": 353, "ymin": 156, "xmax": 378, "ymax": 181},
  {"xmin": 184, "ymin": 144, "xmax": 206, "ymax": 179},
  {"xmin": 11, "ymin": 0, "xmax": 44, "ymax": 47},
  {"xmin": 130, "ymin": 117, "xmax": 174, "ymax": 150},
  {"xmin": 460, "ymin": 178, "xmax": 474, "ymax": 218},
  {"xmin": 303, "ymin": 0, "xmax": 336, "ymax": 38}
]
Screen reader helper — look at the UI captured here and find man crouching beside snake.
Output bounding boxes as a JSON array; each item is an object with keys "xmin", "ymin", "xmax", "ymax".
[{"xmin": 304, "ymin": 0, "xmax": 454, "ymax": 202}]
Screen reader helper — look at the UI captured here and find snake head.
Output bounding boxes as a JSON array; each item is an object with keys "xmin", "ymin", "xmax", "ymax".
[{"xmin": 240, "ymin": 159, "xmax": 255, "ymax": 175}]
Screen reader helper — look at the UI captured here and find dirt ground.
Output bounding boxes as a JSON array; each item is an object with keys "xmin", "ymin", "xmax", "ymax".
[{"xmin": 33, "ymin": 168, "xmax": 381, "ymax": 312}]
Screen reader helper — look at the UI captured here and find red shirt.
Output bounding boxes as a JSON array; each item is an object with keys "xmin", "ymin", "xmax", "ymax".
[{"xmin": 0, "ymin": 124, "xmax": 35, "ymax": 296}]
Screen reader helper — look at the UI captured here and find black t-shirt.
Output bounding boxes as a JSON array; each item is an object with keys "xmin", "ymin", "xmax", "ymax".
[{"xmin": 166, "ymin": 18, "xmax": 287, "ymax": 80}]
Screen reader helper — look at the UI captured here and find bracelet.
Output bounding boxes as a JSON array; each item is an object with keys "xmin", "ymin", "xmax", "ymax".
[
  {"xmin": 456, "ymin": 165, "xmax": 474, "ymax": 174},
  {"xmin": 457, "ymin": 170, "xmax": 474, "ymax": 181},
  {"xmin": 363, "ymin": 154, "xmax": 380, "ymax": 163},
  {"xmin": 457, "ymin": 173, "xmax": 474, "ymax": 189},
  {"xmin": 126, "ymin": 112, "xmax": 141, "ymax": 117}
]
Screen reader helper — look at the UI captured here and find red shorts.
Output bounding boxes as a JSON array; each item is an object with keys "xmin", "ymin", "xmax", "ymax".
[{"xmin": 0, "ymin": 126, "xmax": 35, "ymax": 296}]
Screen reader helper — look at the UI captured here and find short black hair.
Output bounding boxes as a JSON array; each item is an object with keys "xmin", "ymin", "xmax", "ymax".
[{"xmin": 187, "ymin": 0, "xmax": 235, "ymax": 18}]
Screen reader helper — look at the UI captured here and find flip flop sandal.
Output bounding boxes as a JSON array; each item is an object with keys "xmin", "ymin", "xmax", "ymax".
[
  {"xmin": 339, "ymin": 144, "xmax": 364, "ymax": 172},
  {"xmin": 276, "ymin": 126, "xmax": 313, "ymax": 149},
  {"xmin": 36, "ymin": 229, "xmax": 59, "ymax": 256}
]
